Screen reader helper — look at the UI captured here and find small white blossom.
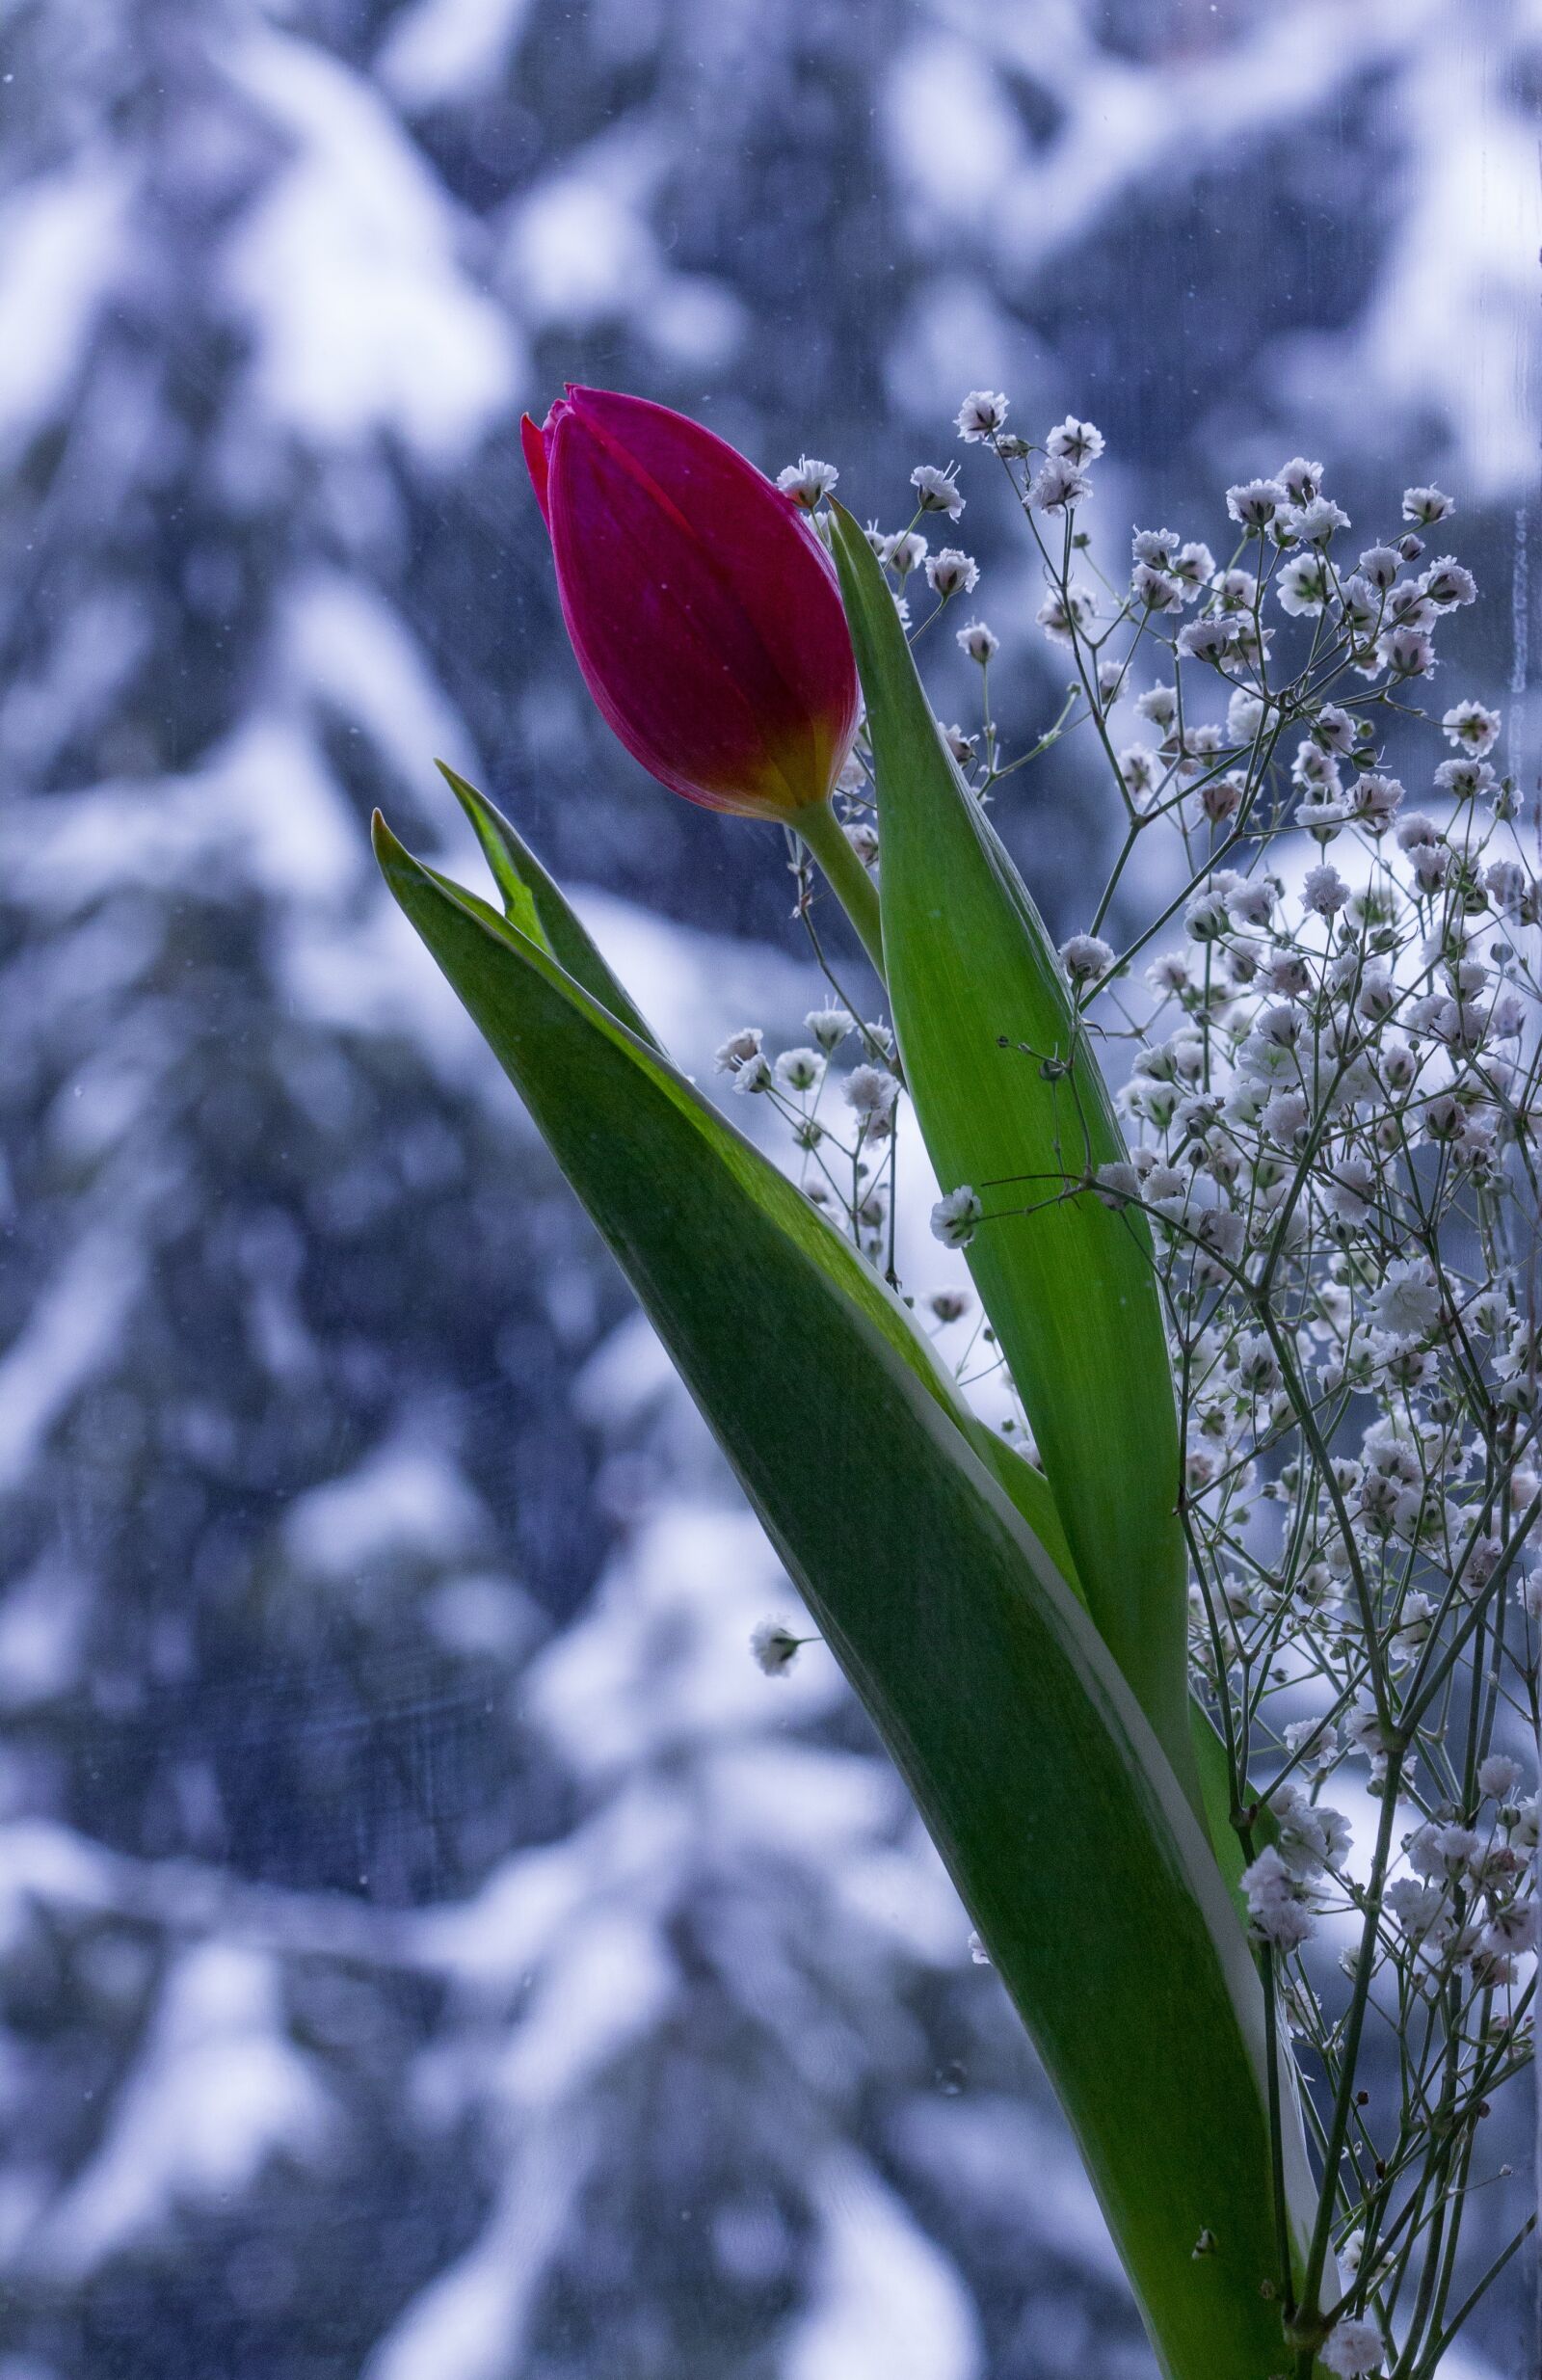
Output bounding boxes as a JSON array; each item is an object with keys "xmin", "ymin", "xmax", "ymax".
[
  {"xmin": 1045, "ymin": 414, "xmax": 1104, "ymax": 465},
  {"xmin": 1133, "ymin": 561, "xmax": 1183, "ymax": 614},
  {"xmin": 1347, "ymin": 772, "xmax": 1403, "ymax": 832},
  {"xmin": 715, "ymin": 1027, "xmax": 764, "ymax": 1074},
  {"xmin": 1060, "ymin": 933, "xmax": 1115, "ymax": 987},
  {"xmin": 1320, "ymin": 2317, "xmax": 1385, "ymax": 2375},
  {"xmin": 1422, "ymin": 556, "xmax": 1476, "ymax": 608},
  {"xmin": 1135, "ymin": 682, "xmax": 1178, "ymax": 729},
  {"xmin": 1357, "ymin": 544, "xmax": 1400, "ymax": 590},
  {"xmin": 1132, "ymin": 528, "xmax": 1181, "ymax": 570},
  {"xmin": 884, "ymin": 529, "xmax": 928, "ymax": 575},
  {"xmin": 844, "ymin": 1064, "xmax": 899, "ymax": 1128},
  {"xmin": 732, "ymin": 1052, "xmax": 773, "ymax": 1095},
  {"xmin": 1402, "ymin": 485, "xmax": 1455, "ymax": 524},
  {"xmin": 1441, "ymin": 700, "xmax": 1501, "ymax": 756},
  {"xmin": 775, "ymin": 1047, "xmax": 823, "ymax": 1092},
  {"xmin": 806, "ymin": 1005, "xmax": 854, "ymax": 1052},
  {"xmin": 1288, "ymin": 495, "xmax": 1351, "ymax": 543},
  {"xmin": 1226, "ymin": 477, "xmax": 1286, "ymax": 529},
  {"xmin": 1037, "ymin": 584, "xmax": 1097, "ymax": 646},
  {"xmin": 931, "ymin": 1185, "xmax": 983, "ymax": 1248},
  {"xmin": 751, "ymin": 1618, "xmax": 803, "ymax": 1676},
  {"xmin": 1278, "ymin": 551, "xmax": 1334, "ymax": 615},
  {"xmin": 1370, "ymin": 1260, "xmax": 1442, "ymax": 1340},
  {"xmin": 1240, "ymin": 1843, "xmax": 1317, "ymax": 1949},
  {"xmin": 956, "ymin": 619, "xmax": 999, "ymax": 664},
  {"xmin": 1380, "ymin": 624, "xmax": 1435, "ymax": 677},
  {"xmin": 1028, "ymin": 455, "xmax": 1091, "ymax": 513},
  {"xmin": 925, "ymin": 547, "xmax": 978, "ymax": 598},
  {"xmin": 955, "ymin": 389, "xmax": 1009, "ymax": 442},
  {"xmin": 1433, "ymin": 757, "xmax": 1496, "ymax": 801},
  {"xmin": 911, "ymin": 464, "xmax": 965, "ymax": 518},
  {"xmin": 1277, "ymin": 456, "xmax": 1324, "ymax": 503},
  {"xmin": 777, "ymin": 456, "xmax": 839, "ymax": 508}
]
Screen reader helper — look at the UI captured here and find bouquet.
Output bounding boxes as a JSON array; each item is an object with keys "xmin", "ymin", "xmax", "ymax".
[{"xmin": 375, "ymin": 385, "xmax": 1537, "ymax": 2379}]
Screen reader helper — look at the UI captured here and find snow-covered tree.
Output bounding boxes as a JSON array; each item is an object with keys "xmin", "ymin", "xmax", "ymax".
[{"xmin": 0, "ymin": 2, "xmax": 1532, "ymax": 2373}]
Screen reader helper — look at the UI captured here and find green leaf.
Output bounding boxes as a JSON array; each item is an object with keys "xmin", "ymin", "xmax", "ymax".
[
  {"xmin": 829, "ymin": 504, "xmax": 1196, "ymax": 1809},
  {"xmin": 375, "ymin": 812, "xmax": 1317, "ymax": 2377},
  {"xmin": 436, "ymin": 761, "xmax": 658, "ymax": 1047},
  {"xmin": 427, "ymin": 772, "xmax": 1261, "ymax": 1907}
]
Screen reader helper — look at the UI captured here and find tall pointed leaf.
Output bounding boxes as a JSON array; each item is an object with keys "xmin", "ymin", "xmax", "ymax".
[
  {"xmin": 427, "ymin": 773, "xmax": 1260, "ymax": 1899},
  {"xmin": 375, "ymin": 814, "xmax": 1318, "ymax": 2377},
  {"xmin": 829, "ymin": 504, "xmax": 1195, "ymax": 1806},
  {"xmin": 436, "ymin": 761, "xmax": 657, "ymax": 1046}
]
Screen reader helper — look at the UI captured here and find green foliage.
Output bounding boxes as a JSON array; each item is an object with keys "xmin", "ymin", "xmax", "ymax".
[
  {"xmin": 828, "ymin": 504, "xmax": 1197, "ymax": 1810},
  {"xmin": 375, "ymin": 795, "xmax": 1317, "ymax": 2378}
]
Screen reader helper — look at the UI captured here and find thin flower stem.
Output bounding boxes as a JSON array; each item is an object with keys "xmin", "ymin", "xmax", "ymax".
[{"xmin": 796, "ymin": 796, "xmax": 884, "ymax": 977}]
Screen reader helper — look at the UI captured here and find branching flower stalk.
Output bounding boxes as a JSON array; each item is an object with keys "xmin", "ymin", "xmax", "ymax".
[{"xmin": 736, "ymin": 405, "xmax": 1539, "ymax": 2379}]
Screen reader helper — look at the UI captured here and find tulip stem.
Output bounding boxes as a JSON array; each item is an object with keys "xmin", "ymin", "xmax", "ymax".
[{"xmin": 796, "ymin": 799, "xmax": 885, "ymax": 980}]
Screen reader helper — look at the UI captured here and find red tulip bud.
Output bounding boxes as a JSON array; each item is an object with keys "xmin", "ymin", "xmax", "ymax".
[{"xmin": 522, "ymin": 387, "xmax": 860, "ymax": 823}]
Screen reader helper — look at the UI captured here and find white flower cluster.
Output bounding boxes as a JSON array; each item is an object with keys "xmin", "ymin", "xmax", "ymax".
[
  {"xmin": 994, "ymin": 438, "xmax": 1537, "ymax": 2365},
  {"xmin": 764, "ymin": 405, "xmax": 1540, "ymax": 2370},
  {"xmin": 715, "ymin": 1003, "xmax": 907, "ymax": 1270}
]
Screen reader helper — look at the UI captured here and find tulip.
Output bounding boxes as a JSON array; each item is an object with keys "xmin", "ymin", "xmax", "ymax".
[{"xmin": 522, "ymin": 387, "xmax": 880, "ymax": 968}]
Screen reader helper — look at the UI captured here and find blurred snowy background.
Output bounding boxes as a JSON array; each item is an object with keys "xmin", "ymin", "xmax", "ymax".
[{"xmin": 0, "ymin": 0, "xmax": 1536, "ymax": 2373}]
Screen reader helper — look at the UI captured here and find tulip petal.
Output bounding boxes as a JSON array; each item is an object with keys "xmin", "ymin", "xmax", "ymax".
[
  {"xmin": 538, "ymin": 388, "xmax": 858, "ymax": 819},
  {"xmin": 520, "ymin": 413, "xmax": 551, "ymax": 527}
]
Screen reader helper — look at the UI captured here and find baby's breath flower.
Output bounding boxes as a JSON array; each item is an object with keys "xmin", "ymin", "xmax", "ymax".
[
  {"xmin": 750, "ymin": 1618, "xmax": 803, "ymax": 1676},
  {"xmin": 1135, "ymin": 682, "xmax": 1178, "ymax": 729},
  {"xmin": 1441, "ymin": 700, "xmax": 1501, "ymax": 756},
  {"xmin": 715, "ymin": 1027, "xmax": 764, "ymax": 1074},
  {"xmin": 911, "ymin": 463, "xmax": 965, "ymax": 518},
  {"xmin": 1304, "ymin": 864, "xmax": 1348, "ymax": 917},
  {"xmin": 775, "ymin": 1047, "xmax": 823, "ymax": 1092},
  {"xmin": 805, "ymin": 1005, "xmax": 853, "ymax": 1053},
  {"xmin": 1132, "ymin": 561, "xmax": 1183, "ymax": 614},
  {"xmin": 884, "ymin": 529, "xmax": 928, "ymax": 575},
  {"xmin": 1240, "ymin": 1844, "xmax": 1317, "ymax": 1950},
  {"xmin": 1278, "ymin": 551, "xmax": 1333, "ymax": 615},
  {"xmin": 844, "ymin": 1064, "xmax": 898, "ymax": 1130},
  {"xmin": 956, "ymin": 619, "xmax": 999, "ymax": 664},
  {"xmin": 1347, "ymin": 772, "xmax": 1403, "ymax": 832},
  {"xmin": 931, "ymin": 1185, "xmax": 982, "ymax": 1248},
  {"xmin": 1046, "ymin": 414, "xmax": 1104, "ymax": 465},
  {"xmin": 1320, "ymin": 2317, "xmax": 1385, "ymax": 2376},
  {"xmin": 1380, "ymin": 624, "xmax": 1435, "ymax": 678},
  {"xmin": 1226, "ymin": 477, "xmax": 1285, "ymax": 530},
  {"xmin": 1028, "ymin": 455, "xmax": 1091, "ymax": 513},
  {"xmin": 777, "ymin": 456, "xmax": 839, "ymax": 508},
  {"xmin": 955, "ymin": 389, "xmax": 1009, "ymax": 442},
  {"xmin": 1132, "ymin": 528, "xmax": 1181, "ymax": 570},
  {"xmin": 1403, "ymin": 484, "xmax": 1455, "ymax": 524},
  {"xmin": 1357, "ymin": 544, "xmax": 1400, "ymax": 589},
  {"xmin": 1278, "ymin": 457, "xmax": 1325, "ymax": 503},
  {"xmin": 1288, "ymin": 495, "xmax": 1351, "ymax": 542},
  {"xmin": 1037, "ymin": 585, "xmax": 1097, "ymax": 646},
  {"xmin": 925, "ymin": 547, "xmax": 979, "ymax": 598},
  {"xmin": 1060, "ymin": 933, "xmax": 1115, "ymax": 987},
  {"xmin": 1422, "ymin": 555, "xmax": 1476, "ymax": 608}
]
